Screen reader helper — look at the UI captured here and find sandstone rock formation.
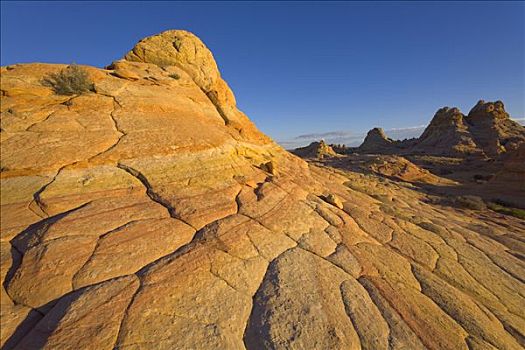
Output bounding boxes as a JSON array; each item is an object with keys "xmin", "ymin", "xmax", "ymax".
[
  {"xmin": 413, "ymin": 107, "xmax": 480, "ymax": 156},
  {"xmin": 362, "ymin": 155, "xmax": 455, "ymax": 185},
  {"xmin": 466, "ymin": 100, "xmax": 525, "ymax": 156},
  {"xmin": 493, "ymin": 142, "xmax": 525, "ymax": 183},
  {"xmin": 123, "ymin": 30, "xmax": 266, "ymax": 142},
  {"xmin": 356, "ymin": 128, "xmax": 417, "ymax": 155},
  {"xmin": 358, "ymin": 101, "xmax": 525, "ymax": 158},
  {"xmin": 485, "ymin": 142, "xmax": 525, "ymax": 206},
  {"xmin": 358, "ymin": 128, "xmax": 396, "ymax": 153},
  {"xmin": 1, "ymin": 30, "xmax": 524, "ymax": 350},
  {"xmin": 292, "ymin": 140, "xmax": 337, "ymax": 158}
]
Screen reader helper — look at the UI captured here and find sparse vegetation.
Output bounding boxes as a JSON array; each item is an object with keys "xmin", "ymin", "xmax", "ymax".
[
  {"xmin": 487, "ymin": 202, "xmax": 525, "ymax": 220},
  {"xmin": 42, "ymin": 64, "xmax": 94, "ymax": 95},
  {"xmin": 168, "ymin": 73, "xmax": 181, "ymax": 80},
  {"xmin": 453, "ymin": 195, "xmax": 486, "ymax": 210}
]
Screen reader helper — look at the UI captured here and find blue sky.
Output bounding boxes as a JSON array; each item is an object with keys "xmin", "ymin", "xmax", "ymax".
[{"xmin": 2, "ymin": 1, "xmax": 524, "ymax": 147}]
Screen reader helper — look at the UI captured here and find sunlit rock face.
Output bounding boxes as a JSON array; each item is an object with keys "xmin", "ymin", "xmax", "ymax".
[
  {"xmin": 414, "ymin": 107, "xmax": 480, "ymax": 156},
  {"xmin": 292, "ymin": 140, "xmax": 337, "ymax": 159},
  {"xmin": 358, "ymin": 127, "xmax": 397, "ymax": 153},
  {"xmin": 1, "ymin": 30, "xmax": 525, "ymax": 350},
  {"xmin": 358, "ymin": 100, "xmax": 525, "ymax": 157},
  {"xmin": 465, "ymin": 100, "xmax": 525, "ymax": 156}
]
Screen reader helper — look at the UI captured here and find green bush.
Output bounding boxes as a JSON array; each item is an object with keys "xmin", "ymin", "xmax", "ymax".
[
  {"xmin": 487, "ymin": 202, "xmax": 525, "ymax": 220},
  {"xmin": 168, "ymin": 73, "xmax": 181, "ymax": 80},
  {"xmin": 43, "ymin": 64, "xmax": 94, "ymax": 95}
]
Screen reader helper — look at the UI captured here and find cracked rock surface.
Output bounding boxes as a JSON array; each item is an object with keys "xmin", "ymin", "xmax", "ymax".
[{"xmin": 1, "ymin": 30, "xmax": 524, "ymax": 349}]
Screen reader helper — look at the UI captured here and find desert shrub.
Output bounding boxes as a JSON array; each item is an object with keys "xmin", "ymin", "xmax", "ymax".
[
  {"xmin": 168, "ymin": 73, "xmax": 180, "ymax": 80},
  {"xmin": 454, "ymin": 195, "xmax": 486, "ymax": 210},
  {"xmin": 42, "ymin": 64, "xmax": 94, "ymax": 95},
  {"xmin": 487, "ymin": 202, "xmax": 525, "ymax": 220}
]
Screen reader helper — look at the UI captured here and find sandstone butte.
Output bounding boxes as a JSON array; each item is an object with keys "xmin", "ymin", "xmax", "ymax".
[
  {"xmin": 1, "ymin": 30, "xmax": 524, "ymax": 350},
  {"xmin": 357, "ymin": 103, "xmax": 525, "ymax": 157},
  {"xmin": 292, "ymin": 140, "xmax": 337, "ymax": 159}
]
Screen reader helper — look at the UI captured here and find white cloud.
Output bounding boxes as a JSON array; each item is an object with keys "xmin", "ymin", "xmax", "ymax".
[
  {"xmin": 387, "ymin": 125, "xmax": 427, "ymax": 131},
  {"xmin": 294, "ymin": 131, "xmax": 354, "ymax": 140}
]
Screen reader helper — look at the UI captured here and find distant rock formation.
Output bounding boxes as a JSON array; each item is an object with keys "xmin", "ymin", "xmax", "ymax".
[
  {"xmin": 292, "ymin": 140, "xmax": 337, "ymax": 158},
  {"xmin": 491, "ymin": 142, "xmax": 525, "ymax": 186},
  {"xmin": 328, "ymin": 143, "xmax": 348, "ymax": 154},
  {"xmin": 364, "ymin": 155, "xmax": 455, "ymax": 185},
  {"xmin": 358, "ymin": 128, "xmax": 395, "ymax": 153},
  {"xmin": 413, "ymin": 107, "xmax": 480, "ymax": 156},
  {"xmin": 469, "ymin": 141, "xmax": 525, "ymax": 209},
  {"xmin": 358, "ymin": 100, "xmax": 525, "ymax": 158},
  {"xmin": 358, "ymin": 128, "xmax": 416, "ymax": 154},
  {"xmin": 466, "ymin": 100, "xmax": 524, "ymax": 156}
]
